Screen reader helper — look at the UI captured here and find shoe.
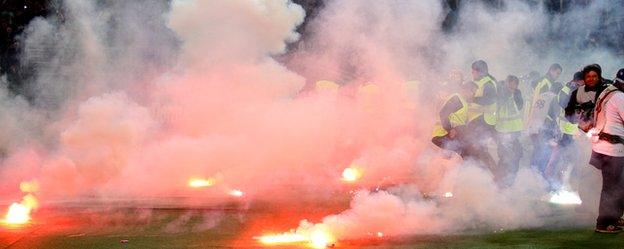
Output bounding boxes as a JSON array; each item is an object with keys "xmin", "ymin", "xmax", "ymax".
[
  {"xmin": 595, "ymin": 225, "xmax": 622, "ymax": 234},
  {"xmin": 617, "ymin": 218, "xmax": 624, "ymax": 228}
]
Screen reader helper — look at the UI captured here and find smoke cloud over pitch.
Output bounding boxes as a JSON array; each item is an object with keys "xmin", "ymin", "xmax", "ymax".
[{"xmin": 0, "ymin": 0, "xmax": 617, "ymax": 239}]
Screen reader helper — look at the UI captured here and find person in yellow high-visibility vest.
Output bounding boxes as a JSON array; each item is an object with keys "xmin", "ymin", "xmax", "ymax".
[
  {"xmin": 544, "ymin": 71, "xmax": 584, "ymax": 191},
  {"xmin": 528, "ymin": 64, "xmax": 562, "ymax": 130},
  {"xmin": 556, "ymin": 73, "xmax": 583, "ymax": 139},
  {"xmin": 468, "ymin": 60, "xmax": 498, "ymax": 128},
  {"xmin": 531, "ymin": 63, "xmax": 562, "ymax": 109},
  {"xmin": 528, "ymin": 80, "xmax": 564, "ymax": 183},
  {"xmin": 495, "ymin": 75, "xmax": 524, "ymax": 187},
  {"xmin": 528, "ymin": 63, "xmax": 562, "ymax": 182},
  {"xmin": 465, "ymin": 60, "xmax": 497, "ymax": 171},
  {"xmin": 432, "ymin": 81, "xmax": 478, "ymax": 158}
]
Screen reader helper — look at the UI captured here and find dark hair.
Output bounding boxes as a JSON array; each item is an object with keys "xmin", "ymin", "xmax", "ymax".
[
  {"xmin": 506, "ymin": 75, "xmax": 519, "ymax": 84},
  {"xmin": 582, "ymin": 64, "xmax": 602, "ymax": 79},
  {"xmin": 615, "ymin": 68, "xmax": 624, "ymax": 83},
  {"xmin": 573, "ymin": 71, "xmax": 583, "ymax": 81},
  {"xmin": 549, "ymin": 63, "xmax": 562, "ymax": 72},
  {"xmin": 471, "ymin": 60, "xmax": 488, "ymax": 74}
]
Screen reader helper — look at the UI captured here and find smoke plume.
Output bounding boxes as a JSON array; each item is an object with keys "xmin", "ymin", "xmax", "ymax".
[{"xmin": 0, "ymin": 0, "xmax": 618, "ymax": 241}]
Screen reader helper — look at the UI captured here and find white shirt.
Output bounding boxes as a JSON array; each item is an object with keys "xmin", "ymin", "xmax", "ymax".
[
  {"xmin": 592, "ymin": 91, "xmax": 624, "ymax": 157},
  {"xmin": 526, "ymin": 92, "xmax": 555, "ymax": 134}
]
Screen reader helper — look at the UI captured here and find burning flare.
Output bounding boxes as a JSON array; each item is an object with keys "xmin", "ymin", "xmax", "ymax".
[
  {"xmin": 188, "ymin": 177, "xmax": 215, "ymax": 188},
  {"xmin": 3, "ymin": 187, "xmax": 39, "ymax": 225},
  {"xmin": 309, "ymin": 228, "xmax": 334, "ymax": 248},
  {"xmin": 258, "ymin": 225, "xmax": 335, "ymax": 248},
  {"xmin": 341, "ymin": 167, "xmax": 362, "ymax": 183},
  {"xmin": 549, "ymin": 190, "xmax": 582, "ymax": 205},
  {"xmin": 258, "ymin": 233, "xmax": 307, "ymax": 244},
  {"xmin": 4, "ymin": 203, "xmax": 31, "ymax": 225},
  {"xmin": 229, "ymin": 189, "xmax": 244, "ymax": 197}
]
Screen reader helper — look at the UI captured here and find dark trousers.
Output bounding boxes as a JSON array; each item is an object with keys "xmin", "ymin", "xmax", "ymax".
[
  {"xmin": 497, "ymin": 132, "xmax": 522, "ymax": 187},
  {"xmin": 589, "ymin": 151, "xmax": 624, "ymax": 227},
  {"xmin": 545, "ymin": 134, "xmax": 576, "ymax": 190},
  {"xmin": 432, "ymin": 134, "xmax": 466, "ymax": 157},
  {"xmin": 465, "ymin": 117, "xmax": 497, "ymax": 178},
  {"xmin": 531, "ymin": 129, "xmax": 555, "ymax": 178}
]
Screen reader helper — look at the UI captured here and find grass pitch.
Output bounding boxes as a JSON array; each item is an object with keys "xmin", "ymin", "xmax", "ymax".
[{"xmin": 0, "ymin": 200, "xmax": 620, "ymax": 249}]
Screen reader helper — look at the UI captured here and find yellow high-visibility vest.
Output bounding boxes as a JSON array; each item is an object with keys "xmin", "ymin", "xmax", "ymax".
[
  {"xmin": 433, "ymin": 94, "xmax": 468, "ymax": 137},
  {"xmin": 496, "ymin": 94, "xmax": 523, "ymax": 133},
  {"xmin": 531, "ymin": 77, "xmax": 552, "ymax": 111},
  {"xmin": 557, "ymin": 85, "xmax": 577, "ymax": 135},
  {"xmin": 535, "ymin": 78, "xmax": 552, "ymax": 96},
  {"xmin": 468, "ymin": 75, "xmax": 497, "ymax": 125},
  {"xmin": 315, "ymin": 80, "xmax": 340, "ymax": 93}
]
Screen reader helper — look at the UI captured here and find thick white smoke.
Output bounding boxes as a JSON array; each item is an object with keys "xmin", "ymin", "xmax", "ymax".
[
  {"xmin": 0, "ymin": 0, "xmax": 617, "ymax": 242},
  {"xmin": 274, "ymin": 0, "xmax": 615, "ymax": 240}
]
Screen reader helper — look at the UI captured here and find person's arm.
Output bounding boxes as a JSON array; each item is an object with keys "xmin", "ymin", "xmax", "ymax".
[
  {"xmin": 439, "ymin": 95, "xmax": 462, "ymax": 131},
  {"xmin": 564, "ymin": 90, "xmax": 578, "ymax": 121},
  {"xmin": 514, "ymin": 90, "xmax": 524, "ymax": 110},
  {"xmin": 538, "ymin": 81, "xmax": 550, "ymax": 95},
  {"xmin": 474, "ymin": 82, "xmax": 496, "ymax": 105},
  {"xmin": 612, "ymin": 93, "xmax": 624, "ymax": 126},
  {"xmin": 558, "ymin": 90, "xmax": 570, "ymax": 109}
]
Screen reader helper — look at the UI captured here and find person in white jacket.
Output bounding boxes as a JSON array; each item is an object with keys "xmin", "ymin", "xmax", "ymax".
[{"xmin": 589, "ymin": 67, "xmax": 624, "ymax": 233}]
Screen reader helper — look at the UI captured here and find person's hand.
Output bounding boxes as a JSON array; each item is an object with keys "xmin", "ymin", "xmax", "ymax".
[{"xmin": 449, "ymin": 128, "xmax": 457, "ymax": 139}]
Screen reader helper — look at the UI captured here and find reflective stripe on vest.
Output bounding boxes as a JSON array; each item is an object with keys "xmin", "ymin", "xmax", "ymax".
[
  {"xmin": 468, "ymin": 75, "xmax": 497, "ymax": 125},
  {"xmin": 495, "ymin": 94, "xmax": 523, "ymax": 133},
  {"xmin": 561, "ymin": 85, "xmax": 571, "ymax": 95},
  {"xmin": 559, "ymin": 115, "xmax": 577, "ymax": 135},
  {"xmin": 432, "ymin": 94, "xmax": 469, "ymax": 137}
]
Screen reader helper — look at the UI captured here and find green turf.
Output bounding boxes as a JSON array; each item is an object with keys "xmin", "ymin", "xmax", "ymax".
[
  {"xmin": 0, "ymin": 207, "xmax": 622, "ymax": 249},
  {"xmin": 358, "ymin": 229, "xmax": 624, "ymax": 249}
]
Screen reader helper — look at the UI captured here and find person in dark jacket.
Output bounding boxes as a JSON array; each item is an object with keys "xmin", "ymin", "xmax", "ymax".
[
  {"xmin": 566, "ymin": 65, "xmax": 614, "ymax": 220},
  {"xmin": 564, "ymin": 64, "xmax": 611, "ymax": 132}
]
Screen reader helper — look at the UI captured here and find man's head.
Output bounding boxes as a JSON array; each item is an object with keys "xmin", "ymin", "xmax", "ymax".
[
  {"xmin": 582, "ymin": 64, "xmax": 602, "ymax": 87},
  {"xmin": 506, "ymin": 75, "xmax": 519, "ymax": 91},
  {"xmin": 461, "ymin": 81, "xmax": 478, "ymax": 101},
  {"xmin": 547, "ymin": 63, "xmax": 562, "ymax": 81},
  {"xmin": 573, "ymin": 71, "xmax": 584, "ymax": 87},
  {"xmin": 613, "ymin": 68, "xmax": 624, "ymax": 90},
  {"xmin": 471, "ymin": 60, "xmax": 488, "ymax": 80}
]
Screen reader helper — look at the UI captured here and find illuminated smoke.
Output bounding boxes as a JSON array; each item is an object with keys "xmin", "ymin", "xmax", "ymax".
[{"xmin": 0, "ymin": 0, "xmax": 618, "ymax": 243}]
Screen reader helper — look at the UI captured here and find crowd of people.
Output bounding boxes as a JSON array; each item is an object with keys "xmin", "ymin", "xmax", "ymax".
[{"xmin": 431, "ymin": 60, "xmax": 624, "ymax": 233}]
